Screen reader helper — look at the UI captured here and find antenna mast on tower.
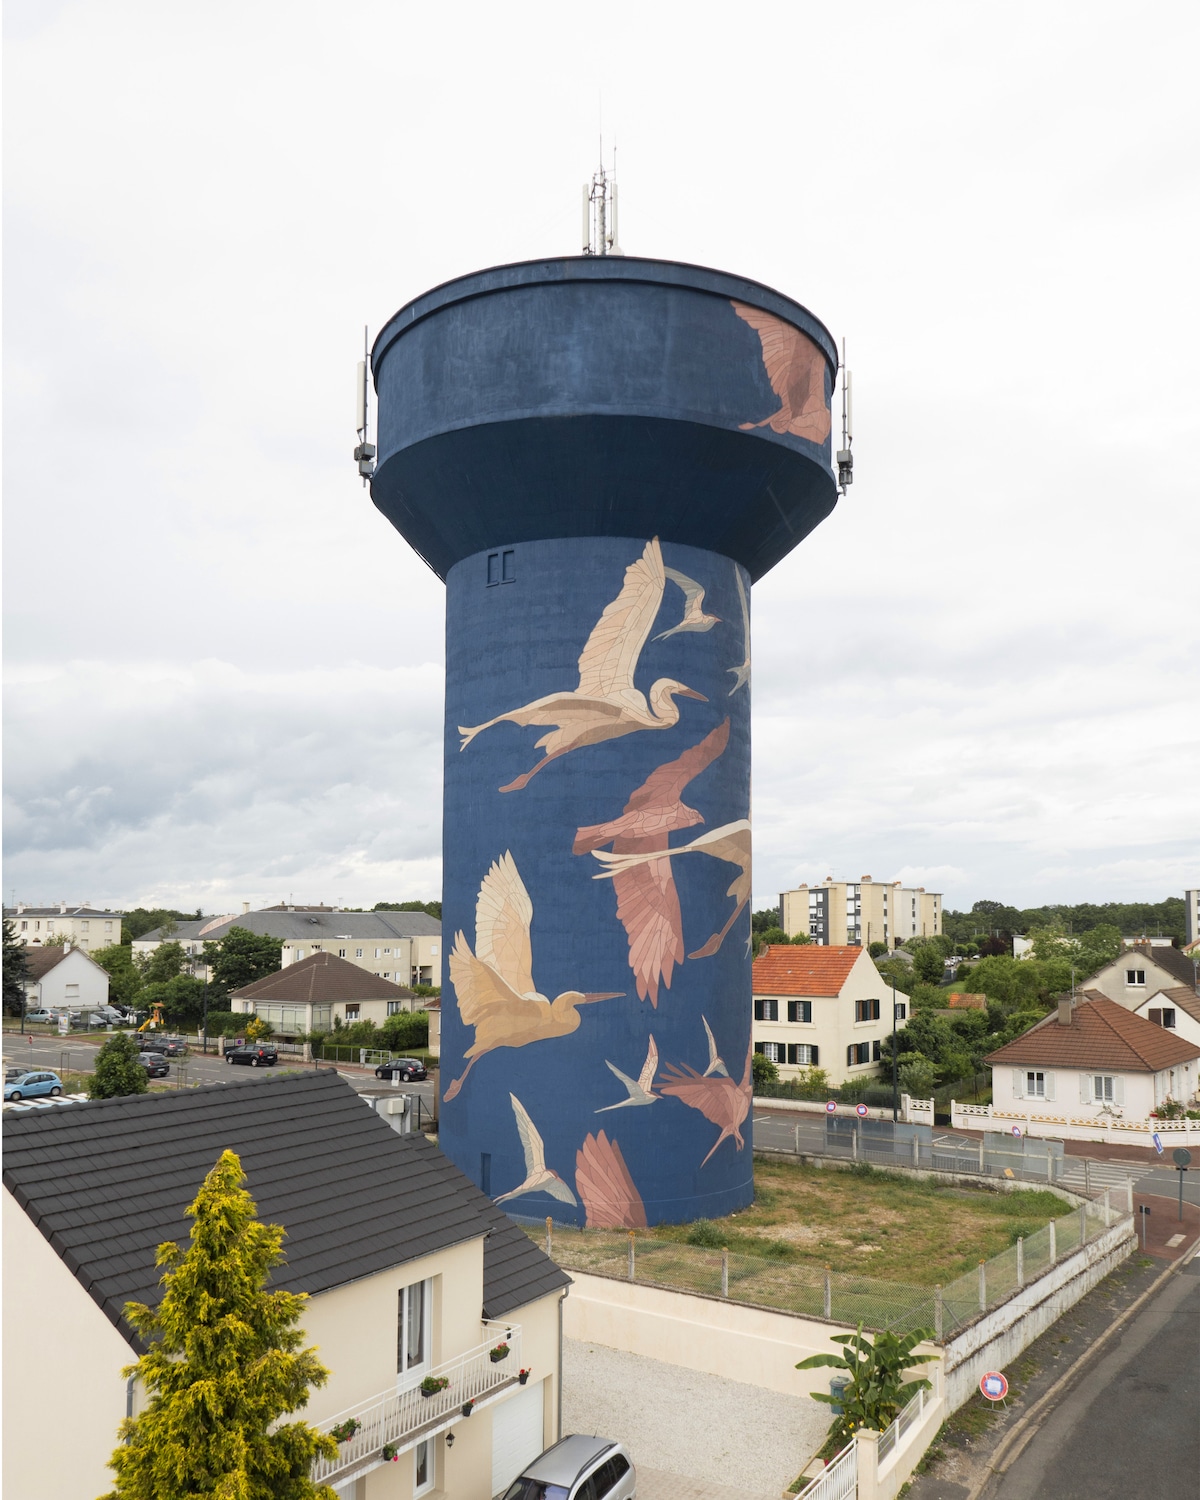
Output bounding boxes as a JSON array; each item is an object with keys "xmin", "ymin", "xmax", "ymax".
[
  {"xmin": 582, "ymin": 148, "xmax": 622, "ymax": 257},
  {"xmin": 354, "ymin": 325, "xmax": 376, "ymax": 484},
  {"xmin": 837, "ymin": 339, "xmax": 854, "ymax": 494}
]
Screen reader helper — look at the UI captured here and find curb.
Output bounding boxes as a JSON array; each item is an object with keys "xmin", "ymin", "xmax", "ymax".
[{"xmin": 966, "ymin": 1229, "xmax": 1200, "ymax": 1500}]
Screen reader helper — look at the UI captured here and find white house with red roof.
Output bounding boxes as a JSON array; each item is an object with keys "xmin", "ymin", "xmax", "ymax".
[{"xmin": 752, "ymin": 945, "xmax": 899, "ymax": 1085}]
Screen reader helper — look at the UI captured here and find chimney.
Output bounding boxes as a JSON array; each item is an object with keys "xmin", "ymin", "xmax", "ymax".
[
  {"xmin": 16, "ymin": 902, "xmax": 25, "ymax": 914},
  {"xmin": 59, "ymin": 901, "xmax": 68, "ymax": 915},
  {"xmin": 242, "ymin": 901, "xmax": 250, "ymax": 914},
  {"xmin": 1057, "ymin": 997, "xmax": 1073, "ymax": 1026},
  {"xmin": 862, "ymin": 875, "xmax": 872, "ymax": 882}
]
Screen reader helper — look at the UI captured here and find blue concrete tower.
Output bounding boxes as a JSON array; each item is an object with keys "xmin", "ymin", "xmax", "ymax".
[{"xmin": 371, "ymin": 256, "xmax": 839, "ymax": 1225}]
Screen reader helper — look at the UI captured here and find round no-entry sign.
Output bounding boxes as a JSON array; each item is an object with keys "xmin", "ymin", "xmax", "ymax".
[
  {"xmin": 856, "ymin": 1103, "xmax": 870, "ymax": 1118},
  {"xmin": 825, "ymin": 1100, "xmax": 838, "ymax": 1114},
  {"xmin": 1011, "ymin": 1125, "xmax": 1022, "ymax": 1138},
  {"xmin": 980, "ymin": 1371, "xmax": 1008, "ymax": 1401}
]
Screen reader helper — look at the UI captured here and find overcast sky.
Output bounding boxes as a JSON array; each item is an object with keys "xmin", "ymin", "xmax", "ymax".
[{"xmin": 4, "ymin": 0, "xmax": 1197, "ymax": 919}]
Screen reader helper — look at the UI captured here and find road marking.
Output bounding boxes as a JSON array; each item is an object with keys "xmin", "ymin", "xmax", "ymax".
[{"xmin": 1166, "ymin": 1233, "xmax": 1185, "ymax": 1247}]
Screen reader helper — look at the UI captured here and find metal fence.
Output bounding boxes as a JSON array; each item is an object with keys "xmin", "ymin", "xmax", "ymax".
[
  {"xmin": 795, "ymin": 1438, "xmax": 856, "ymax": 1500},
  {"xmin": 533, "ymin": 1193, "xmax": 1121, "ymax": 1340}
]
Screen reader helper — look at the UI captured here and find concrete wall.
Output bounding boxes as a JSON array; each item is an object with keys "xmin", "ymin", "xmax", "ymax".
[
  {"xmin": 3, "ymin": 1186, "xmax": 135, "ymax": 1500},
  {"xmin": 953, "ymin": 1099, "xmax": 1200, "ymax": 1146}
]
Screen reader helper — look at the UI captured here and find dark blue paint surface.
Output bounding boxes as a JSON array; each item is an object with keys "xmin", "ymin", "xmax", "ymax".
[
  {"xmin": 440, "ymin": 537, "xmax": 753, "ymax": 1224},
  {"xmin": 370, "ymin": 257, "xmax": 838, "ymax": 582}
]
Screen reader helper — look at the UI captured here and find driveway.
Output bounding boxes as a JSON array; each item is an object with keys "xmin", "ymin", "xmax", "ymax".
[{"xmin": 562, "ymin": 1337, "xmax": 827, "ymax": 1500}]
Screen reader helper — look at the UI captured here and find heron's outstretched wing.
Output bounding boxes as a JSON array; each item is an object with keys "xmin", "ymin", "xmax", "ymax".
[
  {"xmin": 731, "ymin": 301, "xmax": 831, "ymax": 443},
  {"xmin": 449, "ymin": 932, "xmax": 539, "ymax": 1032},
  {"xmin": 702, "ymin": 1016, "xmax": 729, "ymax": 1077},
  {"xmin": 474, "ymin": 852, "xmax": 538, "ymax": 1000},
  {"xmin": 612, "ymin": 857, "xmax": 683, "ymax": 1006},
  {"xmin": 576, "ymin": 538, "xmax": 665, "ymax": 705},
  {"xmin": 727, "ymin": 567, "xmax": 751, "ymax": 696},
  {"xmin": 575, "ymin": 1130, "xmax": 648, "ymax": 1229},
  {"xmin": 508, "ymin": 1092, "xmax": 546, "ymax": 1177},
  {"xmin": 638, "ymin": 1035, "xmax": 659, "ymax": 1093}
]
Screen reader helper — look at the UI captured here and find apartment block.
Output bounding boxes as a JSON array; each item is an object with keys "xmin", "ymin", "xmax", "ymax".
[
  {"xmin": 5, "ymin": 903, "xmax": 123, "ymax": 951},
  {"xmin": 778, "ymin": 876, "xmax": 941, "ymax": 950}
]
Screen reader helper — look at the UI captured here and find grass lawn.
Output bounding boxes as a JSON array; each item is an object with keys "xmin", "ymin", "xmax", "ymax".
[{"xmin": 647, "ymin": 1160, "xmax": 1065, "ymax": 1284}]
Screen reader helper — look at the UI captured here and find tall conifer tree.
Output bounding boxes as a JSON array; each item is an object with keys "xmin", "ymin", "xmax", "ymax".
[{"xmin": 102, "ymin": 1150, "xmax": 337, "ymax": 1500}]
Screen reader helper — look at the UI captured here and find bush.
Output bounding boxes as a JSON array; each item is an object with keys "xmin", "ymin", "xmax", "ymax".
[
  {"xmin": 897, "ymin": 1056, "xmax": 938, "ymax": 1098},
  {"xmin": 751, "ymin": 1051, "xmax": 779, "ymax": 1087},
  {"xmin": 89, "ymin": 1033, "xmax": 148, "ymax": 1099}
]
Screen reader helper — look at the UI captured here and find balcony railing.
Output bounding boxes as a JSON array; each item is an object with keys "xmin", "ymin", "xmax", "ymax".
[{"xmin": 312, "ymin": 1319, "xmax": 521, "ymax": 1488}]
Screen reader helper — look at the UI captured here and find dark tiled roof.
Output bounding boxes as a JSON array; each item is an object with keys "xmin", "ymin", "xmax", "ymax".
[
  {"xmin": 5, "ymin": 906, "xmax": 122, "ymax": 919},
  {"xmin": 231, "ymin": 951, "xmax": 415, "ymax": 1003},
  {"xmin": 2, "ymin": 1073, "xmax": 567, "ymax": 1348},
  {"xmin": 22, "ymin": 946, "xmax": 68, "ymax": 979},
  {"xmin": 138, "ymin": 911, "xmax": 441, "ymax": 944},
  {"xmin": 1141, "ymin": 985, "xmax": 1200, "ymax": 1028},
  {"xmin": 1126, "ymin": 943, "xmax": 1199, "ymax": 990},
  {"xmin": 753, "ymin": 945, "xmax": 865, "ymax": 996},
  {"xmin": 985, "ymin": 994, "xmax": 1200, "ymax": 1073}
]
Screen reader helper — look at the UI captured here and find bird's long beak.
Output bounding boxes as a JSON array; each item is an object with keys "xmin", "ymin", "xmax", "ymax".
[
  {"xmin": 679, "ymin": 688, "xmax": 708, "ymax": 701},
  {"xmin": 581, "ymin": 992, "xmax": 624, "ymax": 1004}
]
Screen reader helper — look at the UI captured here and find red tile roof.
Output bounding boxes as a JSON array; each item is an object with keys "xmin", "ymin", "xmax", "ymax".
[
  {"xmin": 985, "ymin": 993, "xmax": 1200, "ymax": 1074},
  {"xmin": 231, "ymin": 950, "xmax": 415, "ymax": 1003},
  {"xmin": 752, "ymin": 945, "xmax": 863, "ymax": 997}
]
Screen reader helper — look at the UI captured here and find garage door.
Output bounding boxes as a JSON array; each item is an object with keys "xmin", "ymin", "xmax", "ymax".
[{"xmin": 491, "ymin": 1378, "xmax": 545, "ymax": 1497}]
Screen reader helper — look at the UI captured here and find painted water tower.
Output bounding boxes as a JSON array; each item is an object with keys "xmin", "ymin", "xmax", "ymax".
[{"xmin": 367, "ymin": 224, "xmax": 844, "ymax": 1224}]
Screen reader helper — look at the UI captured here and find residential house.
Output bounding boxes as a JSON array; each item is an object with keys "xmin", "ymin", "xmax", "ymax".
[
  {"xmin": 752, "ymin": 945, "xmax": 904, "ymax": 1086},
  {"xmin": 5, "ymin": 902, "xmax": 122, "ymax": 950},
  {"xmin": 778, "ymin": 876, "xmax": 941, "ymax": 950},
  {"xmin": 2, "ymin": 1072, "xmax": 569, "ymax": 1500},
  {"xmin": 134, "ymin": 905, "xmax": 443, "ymax": 989},
  {"xmin": 21, "ymin": 943, "xmax": 110, "ymax": 1014},
  {"xmin": 984, "ymin": 993, "xmax": 1200, "ymax": 1120},
  {"xmin": 230, "ymin": 951, "xmax": 423, "ymax": 1040},
  {"xmin": 1084, "ymin": 943, "xmax": 1198, "ymax": 1012},
  {"xmin": 1132, "ymin": 986, "xmax": 1200, "ymax": 1052}
]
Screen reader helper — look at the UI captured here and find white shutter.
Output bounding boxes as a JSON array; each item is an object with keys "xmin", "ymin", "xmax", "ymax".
[
  {"xmin": 1080, "ymin": 1074, "xmax": 1090, "ymax": 1104},
  {"xmin": 1012, "ymin": 1070, "xmax": 1024, "ymax": 1100},
  {"xmin": 1044, "ymin": 1073, "xmax": 1055, "ymax": 1102},
  {"xmin": 1114, "ymin": 1076, "xmax": 1124, "ymax": 1106},
  {"xmin": 491, "ymin": 1378, "xmax": 544, "ymax": 1497}
]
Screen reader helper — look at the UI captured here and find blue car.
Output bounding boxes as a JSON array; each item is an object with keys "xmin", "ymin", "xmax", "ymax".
[{"xmin": 4, "ymin": 1071, "xmax": 64, "ymax": 1102}]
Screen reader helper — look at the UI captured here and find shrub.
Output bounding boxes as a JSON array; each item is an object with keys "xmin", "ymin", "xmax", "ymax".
[
  {"xmin": 686, "ymin": 1219, "xmax": 724, "ymax": 1248},
  {"xmin": 751, "ymin": 1051, "xmax": 780, "ymax": 1087},
  {"xmin": 89, "ymin": 1033, "xmax": 148, "ymax": 1099},
  {"xmin": 797, "ymin": 1324, "xmax": 934, "ymax": 1446}
]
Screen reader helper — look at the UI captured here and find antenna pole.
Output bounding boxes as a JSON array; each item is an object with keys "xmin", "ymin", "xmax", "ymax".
[
  {"xmin": 836, "ymin": 337, "xmax": 854, "ymax": 494},
  {"xmin": 353, "ymin": 324, "xmax": 376, "ymax": 486}
]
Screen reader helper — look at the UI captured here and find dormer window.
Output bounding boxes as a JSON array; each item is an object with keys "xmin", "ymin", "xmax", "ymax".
[{"xmin": 1126, "ymin": 969, "xmax": 1145, "ymax": 987}]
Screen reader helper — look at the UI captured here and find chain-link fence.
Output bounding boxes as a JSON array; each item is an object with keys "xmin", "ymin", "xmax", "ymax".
[{"xmin": 531, "ymin": 1194, "xmax": 1120, "ymax": 1340}]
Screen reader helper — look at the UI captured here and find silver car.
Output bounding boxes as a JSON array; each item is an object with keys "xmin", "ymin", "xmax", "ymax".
[{"xmin": 501, "ymin": 1435, "xmax": 635, "ymax": 1500}]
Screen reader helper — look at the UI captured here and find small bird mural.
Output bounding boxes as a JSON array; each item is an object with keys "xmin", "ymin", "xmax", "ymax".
[
  {"xmin": 653, "ymin": 566, "xmax": 721, "ymax": 640},
  {"xmin": 659, "ymin": 1031, "xmax": 753, "ymax": 1167},
  {"xmin": 444, "ymin": 852, "xmax": 622, "ymax": 1102},
  {"xmin": 590, "ymin": 816, "xmax": 753, "ymax": 963},
  {"xmin": 597, "ymin": 1035, "xmax": 660, "ymax": 1112},
  {"xmin": 574, "ymin": 719, "xmax": 730, "ymax": 1005},
  {"xmin": 731, "ymin": 300, "xmax": 832, "ymax": 445},
  {"xmin": 458, "ymin": 538, "xmax": 707, "ymax": 793},
  {"xmin": 727, "ymin": 566, "xmax": 751, "ymax": 697},
  {"xmin": 575, "ymin": 1129, "xmax": 648, "ymax": 1229},
  {"xmin": 701, "ymin": 1015, "xmax": 729, "ymax": 1078},
  {"xmin": 494, "ymin": 1093, "xmax": 578, "ymax": 1207}
]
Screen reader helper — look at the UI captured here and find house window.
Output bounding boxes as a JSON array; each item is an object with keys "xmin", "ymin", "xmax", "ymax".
[
  {"xmin": 760, "ymin": 1041, "xmax": 785, "ymax": 1063},
  {"xmin": 855, "ymin": 999, "xmax": 881, "ymax": 1022},
  {"xmin": 80, "ymin": 921, "xmax": 89, "ymax": 931},
  {"xmin": 397, "ymin": 1280, "xmax": 430, "ymax": 1376},
  {"xmin": 894, "ymin": 1002, "xmax": 907, "ymax": 1021},
  {"xmin": 312, "ymin": 1006, "xmax": 331, "ymax": 1029},
  {"xmin": 847, "ymin": 1042, "xmax": 871, "ymax": 1066},
  {"xmin": 311, "ymin": 943, "xmax": 321, "ymax": 952},
  {"xmin": 414, "ymin": 1438, "xmax": 434, "ymax": 1497},
  {"xmin": 105, "ymin": 921, "xmax": 113, "ymax": 931},
  {"xmin": 65, "ymin": 983, "xmax": 80, "ymax": 996},
  {"xmin": 338, "ymin": 948, "xmax": 346, "ymax": 958},
  {"xmin": 46, "ymin": 922, "xmax": 54, "ymax": 932},
  {"xmin": 345, "ymin": 1004, "xmax": 360, "ymax": 1020},
  {"xmin": 872, "ymin": 1039, "xmax": 882, "ymax": 1062},
  {"xmin": 387, "ymin": 1000, "xmax": 405, "ymax": 1016},
  {"xmin": 1026, "ymin": 1072, "xmax": 1046, "ymax": 1098},
  {"xmin": 787, "ymin": 1001, "xmax": 812, "ymax": 1023},
  {"xmin": 294, "ymin": 949, "xmax": 304, "ymax": 961},
  {"xmin": 1125, "ymin": 969, "xmax": 1145, "ymax": 986},
  {"xmin": 787, "ymin": 1044, "xmax": 819, "ymax": 1066},
  {"xmin": 1093, "ymin": 1075, "xmax": 1115, "ymax": 1103},
  {"xmin": 20, "ymin": 921, "xmax": 27, "ymax": 930},
  {"xmin": 356, "ymin": 948, "xmax": 363, "ymax": 958},
  {"xmin": 754, "ymin": 998, "xmax": 779, "ymax": 1022},
  {"xmin": 375, "ymin": 948, "xmax": 382, "ymax": 959}
]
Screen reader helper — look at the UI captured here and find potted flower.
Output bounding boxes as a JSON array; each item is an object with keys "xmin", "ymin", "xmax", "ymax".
[
  {"xmin": 490, "ymin": 1342, "xmax": 510, "ymax": 1363},
  {"xmin": 382, "ymin": 1445, "xmax": 399, "ymax": 1463},
  {"xmin": 518, "ymin": 1367, "xmax": 532, "ymax": 1386},
  {"xmin": 330, "ymin": 1418, "xmax": 361, "ymax": 1443},
  {"xmin": 420, "ymin": 1375, "xmax": 450, "ymax": 1399},
  {"xmin": 461, "ymin": 1398, "xmax": 475, "ymax": 1417}
]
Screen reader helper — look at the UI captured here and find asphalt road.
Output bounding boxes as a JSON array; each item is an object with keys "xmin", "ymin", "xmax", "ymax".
[{"xmin": 986, "ymin": 1256, "xmax": 1200, "ymax": 1499}]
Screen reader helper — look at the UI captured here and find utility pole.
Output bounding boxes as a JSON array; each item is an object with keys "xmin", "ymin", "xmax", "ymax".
[{"xmin": 891, "ymin": 980, "xmax": 900, "ymax": 1122}]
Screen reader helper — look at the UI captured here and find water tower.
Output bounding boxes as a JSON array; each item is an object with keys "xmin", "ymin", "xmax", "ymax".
[{"xmin": 367, "ymin": 220, "xmax": 845, "ymax": 1224}]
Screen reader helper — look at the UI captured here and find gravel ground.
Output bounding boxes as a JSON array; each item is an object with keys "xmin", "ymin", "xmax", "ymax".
[{"xmin": 562, "ymin": 1337, "xmax": 827, "ymax": 1500}]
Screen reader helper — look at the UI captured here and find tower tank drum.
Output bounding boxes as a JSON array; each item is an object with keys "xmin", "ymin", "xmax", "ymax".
[{"xmin": 370, "ymin": 256, "xmax": 839, "ymax": 1224}]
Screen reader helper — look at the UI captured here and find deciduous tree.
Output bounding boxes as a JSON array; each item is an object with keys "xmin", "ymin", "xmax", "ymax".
[
  {"xmin": 102, "ymin": 1150, "xmax": 337, "ymax": 1500},
  {"xmin": 92, "ymin": 943, "xmax": 144, "ymax": 1010},
  {"xmin": 89, "ymin": 1033, "xmax": 149, "ymax": 1099},
  {"xmin": 202, "ymin": 927, "xmax": 284, "ymax": 997}
]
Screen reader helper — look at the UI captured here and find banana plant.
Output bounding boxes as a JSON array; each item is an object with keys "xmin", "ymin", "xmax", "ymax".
[{"xmin": 796, "ymin": 1323, "xmax": 934, "ymax": 1443}]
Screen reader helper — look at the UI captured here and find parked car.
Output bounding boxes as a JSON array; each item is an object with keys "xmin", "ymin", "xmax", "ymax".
[
  {"xmin": 135, "ymin": 1034, "xmax": 188, "ymax": 1056},
  {"xmin": 137, "ymin": 1053, "xmax": 171, "ymax": 1078},
  {"xmin": 374, "ymin": 1057, "xmax": 428, "ymax": 1082},
  {"xmin": 502, "ymin": 1437, "xmax": 635, "ymax": 1500},
  {"xmin": 224, "ymin": 1044, "xmax": 278, "ymax": 1068},
  {"xmin": 5, "ymin": 1071, "xmax": 65, "ymax": 1102},
  {"xmin": 22, "ymin": 1009, "xmax": 58, "ymax": 1025},
  {"xmin": 88, "ymin": 1006, "xmax": 128, "ymax": 1027}
]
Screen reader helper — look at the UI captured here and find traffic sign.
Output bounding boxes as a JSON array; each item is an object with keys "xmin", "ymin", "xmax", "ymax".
[
  {"xmin": 980, "ymin": 1371, "xmax": 1008, "ymax": 1402},
  {"xmin": 1153, "ymin": 1133, "xmax": 1163, "ymax": 1154},
  {"xmin": 825, "ymin": 1100, "xmax": 838, "ymax": 1114},
  {"xmin": 1173, "ymin": 1147, "xmax": 1192, "ymax": 1167},
  {"xmin": 856, "ymin": 1103, "xmax": 869, "ymax": 1118},
  {"xmin": 1011, "ymin": 1125, "xmax": 1022, "ymax": 1138}
]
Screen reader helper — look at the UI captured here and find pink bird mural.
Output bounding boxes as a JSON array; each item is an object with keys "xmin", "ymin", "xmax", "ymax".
[
  {"xmin": 658, "ymin": 1030, "xmax": 753, "ymax": 1167},
  {"xmin": 575, "ymin": 1129, "xmax": 648, "ymax": 1229},
  {"xmin": 574, "ymin": 719, "xmax": 730, "ymax": 1005},
  {"xmin": 732, "ymin": 300, "xmax": 832, "ymax": 445}
]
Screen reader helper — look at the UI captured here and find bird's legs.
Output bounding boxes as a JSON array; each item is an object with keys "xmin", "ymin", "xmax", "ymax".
[
  {"xmin": 499, "ymin": 747, "xmax": 571, "ymax": 794},
  {"xmin": 700, "ymin": 1120, "xmax": 745, "ymax": 1167},
  {"xmin": 441, "ymin": 1054, "xmax": 478, "ymax": 1103},
  {"xmin": 688, "ymin": 898, "xmax": 749, "ymax": 960}
]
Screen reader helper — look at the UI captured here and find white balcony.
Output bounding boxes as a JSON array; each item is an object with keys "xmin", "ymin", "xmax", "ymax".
[{"xmin": 312, "ymin": 1319, "xmax": 522, "ymax": 1488}]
